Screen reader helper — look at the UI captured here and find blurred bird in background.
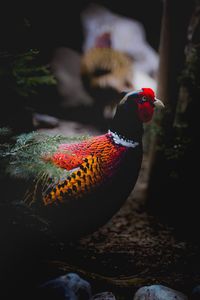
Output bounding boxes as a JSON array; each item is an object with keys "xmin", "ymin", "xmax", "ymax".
[
  {"xmin": 50, "ymin": 3, "xmax": 158, "ymax": 123},
  {"xmin": 80, "ymin": 31, "xmax": 134, "ymax": 119},
  {"xmin": 81, "ymin": 3, "xmax": 159, "ymax": 79},
  {"xmin": 80, "ymin": 3, "xmax": 158, "ymax": 120}
]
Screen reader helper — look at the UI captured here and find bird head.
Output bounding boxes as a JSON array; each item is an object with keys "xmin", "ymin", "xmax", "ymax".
[{"xmin": 120, "ymin": 87, "xmax": 164, "ymax": 122}]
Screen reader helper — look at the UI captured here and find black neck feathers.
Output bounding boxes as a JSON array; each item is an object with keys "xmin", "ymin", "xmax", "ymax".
[{"xmin": 109, "ymin": 99, "xmax": 143, "ymax": 142}]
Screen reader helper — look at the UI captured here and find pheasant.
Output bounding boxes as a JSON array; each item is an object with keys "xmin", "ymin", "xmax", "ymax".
[{"xmin": 0, "ymin": 88, "xmax": 164, "ymax": 240}]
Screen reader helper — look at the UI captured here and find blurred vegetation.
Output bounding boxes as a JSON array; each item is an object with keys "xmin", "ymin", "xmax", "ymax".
[
  {"xmin": 0, "ymin": 49, "xmax": 56, "ymax": 97},
  {"xmin": 0, "ymin": 49, "xmax": 57, "ymax": 132}
]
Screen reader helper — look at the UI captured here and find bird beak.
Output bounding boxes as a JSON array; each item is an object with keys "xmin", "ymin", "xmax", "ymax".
[{"xmin": 154, "ymin": 98, "xmax": 165, "ymax": 108}]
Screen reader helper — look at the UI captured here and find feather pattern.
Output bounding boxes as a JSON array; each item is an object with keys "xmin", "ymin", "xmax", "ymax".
[{"xmin": 43, "ymin": 133, "xmax": 129, "ymax": 206}]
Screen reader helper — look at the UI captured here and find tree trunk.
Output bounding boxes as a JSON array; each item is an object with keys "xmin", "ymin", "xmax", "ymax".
[{"xmin": 146, "ymin": 0, "xmax": 198, "ymax": 239}]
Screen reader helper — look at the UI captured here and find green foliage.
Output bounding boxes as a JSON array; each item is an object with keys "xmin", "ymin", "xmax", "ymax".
[
  {"xmin": 0, "ymin": 127, "xmax": 13, "ymax": 138},
  {"xmin": 1, "ymin": 131, "xmax": 88, "ymax": 180},
  {"xmin": 0, "ymin": 130, "xmax": 90, "ymax": 203},
  {"xmin": 0, "ymin": 49, "xmax": 56, "ymax": 97}
]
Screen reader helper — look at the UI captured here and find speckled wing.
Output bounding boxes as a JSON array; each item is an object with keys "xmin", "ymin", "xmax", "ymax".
[
  {"xmin": 43, "ymin": 154, "xmax": 106, "ymax": 206},
  {"xmin": 42, "ymin": 134, "xmax": 128, "ymax": 206}
]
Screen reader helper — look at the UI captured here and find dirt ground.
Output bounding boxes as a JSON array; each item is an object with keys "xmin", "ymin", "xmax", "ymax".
[{"xmin": 33, "ymin": 119, "xmax": 200, "ymax": 299}]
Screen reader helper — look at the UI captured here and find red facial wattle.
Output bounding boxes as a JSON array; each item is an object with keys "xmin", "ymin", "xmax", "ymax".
[
  {"xmin": 136, "ymin": 87, "xmax": 155, "ymax": 122},
  {"xmin": 137, "ymin": 102, "xmax": 154, "ymax": 122},
  {"xmin": 120, "ymin": 87, "xmax": 164, "ymax": 122}
]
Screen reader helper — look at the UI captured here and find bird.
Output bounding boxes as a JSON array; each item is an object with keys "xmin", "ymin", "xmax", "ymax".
[
  {"xmin": 80, "ymin": 32, "xmax": 134, "ymax": 120},
  {"xmin": 0, "ymin": 88, "xmax": 164, "ymax": 240},
  {"xmin": 81, "ymin": 3, "xmax": 159, "ymax": 78}
]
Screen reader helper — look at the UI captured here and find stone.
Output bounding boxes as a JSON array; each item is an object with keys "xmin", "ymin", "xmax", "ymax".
[
  {"xmin": 133, "ymin": 284, "xmax": 188, "ymax": 300},
  {"xmin": 33, "ymin": 113, "xmax": 59, "ymax": 129},
  {"xmin": 38, "ymin": 272, "xmax": 92, "ymax": 300}
]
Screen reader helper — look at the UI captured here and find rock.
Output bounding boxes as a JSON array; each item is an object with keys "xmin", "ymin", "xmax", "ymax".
[
  {"xmin": 92, "ymin": 292, "xmax": 116, "ymax": 300},
  {"xmin": 133, "ymin": 285, "xmax": 188, "ymax": 300},
  {"xmin": 51, "ymin": 47, "xmax": 93, "ymax": 108},
  {"xmin": 191, "ymin": 285, "xmax": 200, "ymax": 299},
  {"xmin": 33, "ymin": 113, "xmax": 59, "ymax": 129},
  {"xmin": 37, "ymin": 272, "xmax": 92, "ymax": 300}
]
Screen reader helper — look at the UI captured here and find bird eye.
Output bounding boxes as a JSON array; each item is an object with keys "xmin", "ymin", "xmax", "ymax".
[{"xmin": 142, "ymin": 96, "xmax": 147, "ymax": 101}]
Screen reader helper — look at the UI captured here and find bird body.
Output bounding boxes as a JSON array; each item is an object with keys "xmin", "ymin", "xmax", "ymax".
[
  {"xmin": 44, "ymin": 132, "xmax": 136, "ymax": 204},
  {"xmin": 0, "ymin": 88, "xmax": 164, "ymax": 239}
]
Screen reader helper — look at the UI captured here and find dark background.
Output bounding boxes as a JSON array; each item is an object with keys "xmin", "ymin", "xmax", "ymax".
[{"xmin": 0, "ymin": 1, "xmax": 163, "ymax": 57}]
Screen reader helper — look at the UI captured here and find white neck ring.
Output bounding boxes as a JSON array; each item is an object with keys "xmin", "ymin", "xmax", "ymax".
[{"xmin": 108, "ymin": 130, "xmax": 139, "ymax": 148}]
